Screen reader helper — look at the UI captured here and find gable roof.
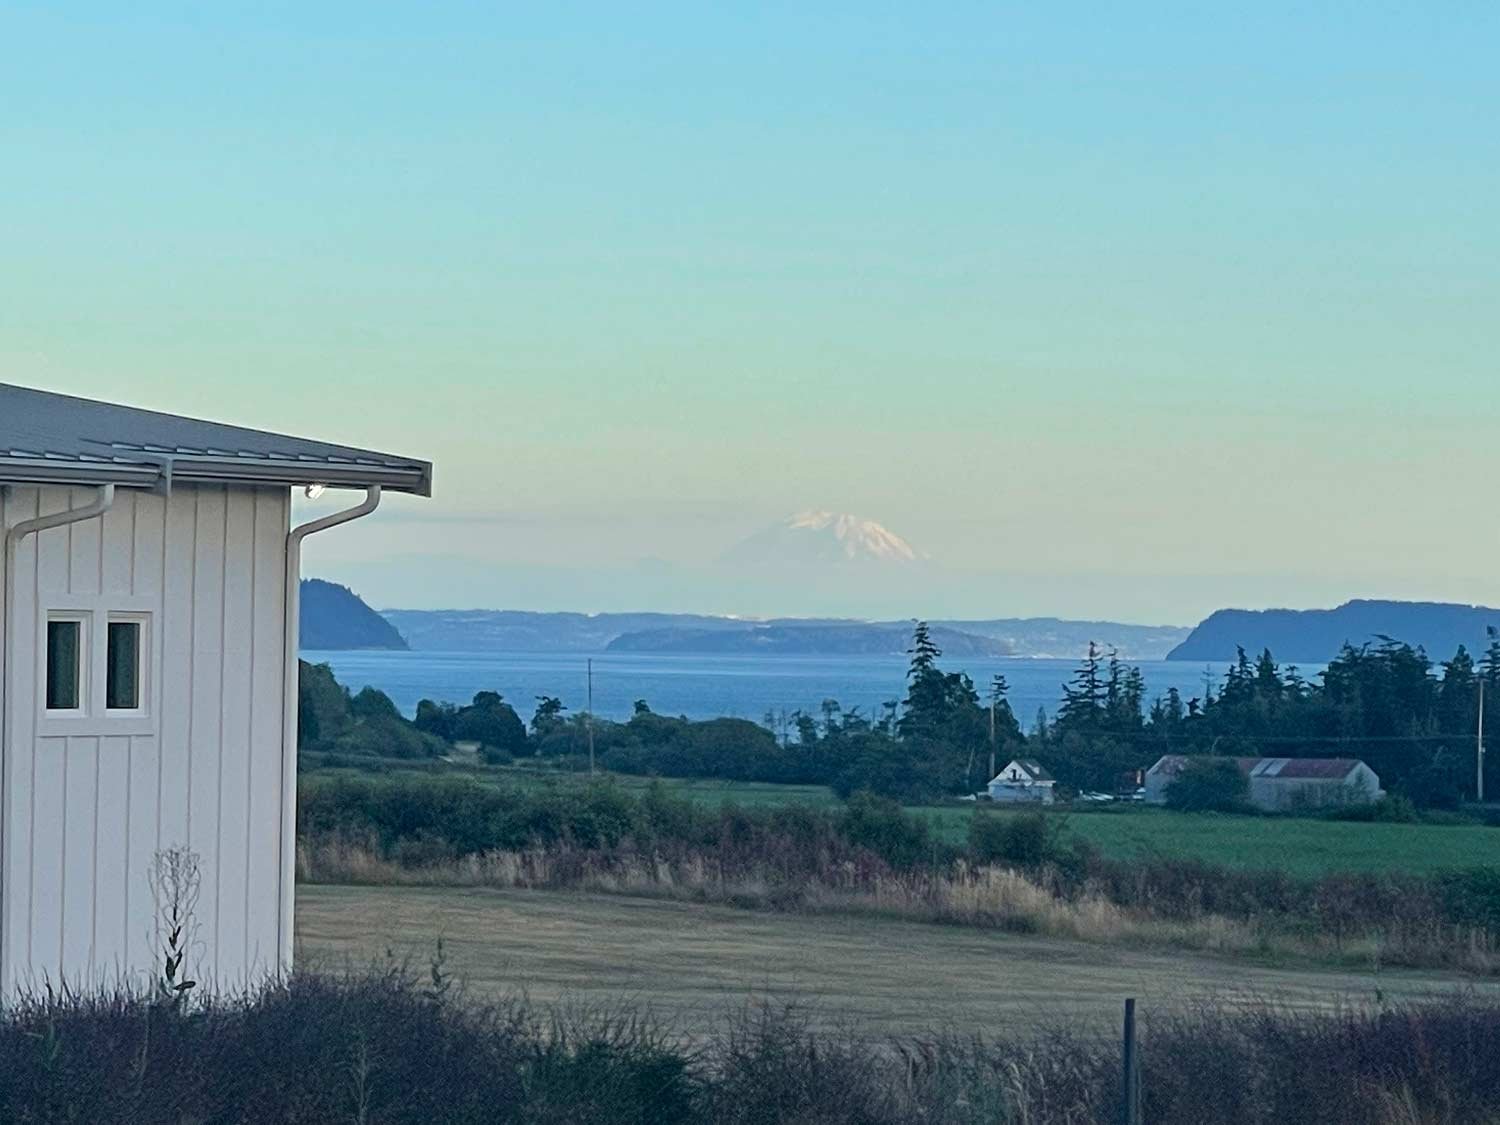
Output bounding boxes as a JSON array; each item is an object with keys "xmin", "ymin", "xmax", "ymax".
[
  {"xmin": 0, "ymin": 384, "xmax": 431, "ymax": 496},
  {"xmin": 993, "ymin": 759, "xmax": 1054, "ymax": 783}
]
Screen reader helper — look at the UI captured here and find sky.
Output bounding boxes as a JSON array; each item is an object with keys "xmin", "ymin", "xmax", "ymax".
[{"xmin": 2, "ymin": 4, "xmax": 1497, "ymax": 624}]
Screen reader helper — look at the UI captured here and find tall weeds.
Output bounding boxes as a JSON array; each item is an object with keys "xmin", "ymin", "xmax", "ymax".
[{"xmin": 2, "ymin": 970, "xmax": 1500, "ymax": 1124}]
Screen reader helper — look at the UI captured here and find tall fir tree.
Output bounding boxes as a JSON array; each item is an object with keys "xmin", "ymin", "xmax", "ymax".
[{"xmin": 1056, "ymin": 641, "xmax": 1106, "ymax": 731}]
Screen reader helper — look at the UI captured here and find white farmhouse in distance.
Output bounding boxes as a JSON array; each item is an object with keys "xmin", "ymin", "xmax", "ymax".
[
  {"xmin": 0, "ymin": 384, "xmax": 429, "ymax": 998},
  {"xmin": 987, "ymin": 759, "xmax": 1056, "ymax": 804}
]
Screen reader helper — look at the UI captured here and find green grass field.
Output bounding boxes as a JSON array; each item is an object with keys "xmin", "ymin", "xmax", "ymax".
[
  {"xmin": 931, "ymin": 806, "xmax": 1500, "ymax": 878},
  {"xmin": 502, "ymin": 768, "xmax": 844, "ymax": 810},
  {"xmin": 303, "ymin": 759, "xmax": 1499, "ymax": 879}
]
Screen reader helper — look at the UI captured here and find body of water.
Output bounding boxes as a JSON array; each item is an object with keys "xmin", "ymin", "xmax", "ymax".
[{"xmin": 302, "ymin": 650, "xmax": 1268, "ymax": 730}]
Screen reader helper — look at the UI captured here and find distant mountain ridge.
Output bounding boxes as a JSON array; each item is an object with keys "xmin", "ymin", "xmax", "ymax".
[
  {"xmin": 383, "ymin": 610, "xmax": 760, "ymax": 653},
  {"xmin": 380, "ymin": 608, "xmax": 1187, "ymax": 659},
  {"xmin": 300, "ymin": 580, "xmax": 409, "ymax": 650},
  {"xmin": 1168, "ymin": 600, "xmax": 1500, "ymax": 663},
  {"xmin": 606, "ymin": 623, "xmax": 1010, "ymax": 657},
  {"xmin": 938, "ymin": 618, "xmax": 1190, "ymax": 661}
]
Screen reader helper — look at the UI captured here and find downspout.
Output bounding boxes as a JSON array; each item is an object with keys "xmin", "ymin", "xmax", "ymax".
[
  {"xmin": 1, "ymin": 484, "xmax": 116, "ymax": 996},
  {"xmin": 278, "ymin": 485, "xmax": 381, "ymax": 973}
]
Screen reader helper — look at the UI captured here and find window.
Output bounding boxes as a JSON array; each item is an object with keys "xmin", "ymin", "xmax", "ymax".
[
  {"xmin": 106, "ymin": 620, "xmax": 142, "ymax": 710},
  {"xmin": 40, "ymin": 608, "xmax": 152, "ymax": 725},
  {"xmin": 46, "ymin": 618, "xmax": 83, "ymax": 711}
]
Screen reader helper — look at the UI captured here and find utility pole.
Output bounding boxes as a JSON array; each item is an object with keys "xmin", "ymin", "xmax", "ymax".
[
  {"xmin": 1479, "ymin": 679, "xmax": 1486, "ymax": 804},
  {"xmin": 988, "ymin": 694, "xmax": 996, "ymax": 781},
  {"xmin": 585, "ymin": 657, "xmax": 597, "ymax": 780}
]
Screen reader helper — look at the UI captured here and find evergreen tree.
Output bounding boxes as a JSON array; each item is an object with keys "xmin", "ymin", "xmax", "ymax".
[
  {"xmin": 899, "ymin": 621, "xmax": 948, "ymax": 738},
  {"xmin": 1033, "ymin": 707, "xmax": 1049, "ymax": 741},
  {"xmin": 1254, "ymin": 649, "xmax": 1283, "ymax": 700},
  {"xmin": 1483, "ymin": 627, "xmax": 1500, "ymax": 693},
  {"xmin": 1283, "ymin": 665, "xmax": 1308, "ymax": 699},
  {"xmin": 1115, "ymin": 664, "xmax": 1146, "ymax": 732},
  {"xmin": 793, "ymin": 710, "xmax": 819, "ymax": 746},
  {"xmin": 1440, "ymin": 645, "xmax": 1479, "ymax": 734},
  {"xmin": 908, "ymin": 620, "xmax": 940, "ymax": 676},
  {"xmin": 819, "ymin": 698, "xmax": 842, "ymax": 738},
  {"xmin": 988, "ymin": 673, "xmax": 1023, "ymax": 744},
  {"xmin": 1056, "ymin": 641, "xmax": 1106, "ymax": 732}
]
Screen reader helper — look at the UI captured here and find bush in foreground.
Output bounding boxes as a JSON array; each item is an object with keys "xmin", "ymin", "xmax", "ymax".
[{"xmin": 3, "ymin": 970, "xmax": 1500, "ymax": 1124}]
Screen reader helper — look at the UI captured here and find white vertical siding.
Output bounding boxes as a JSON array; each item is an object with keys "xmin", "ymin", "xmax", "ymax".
[{"xmin": 1, "ymin": 483, "xmax": 290, "ymax": 995}]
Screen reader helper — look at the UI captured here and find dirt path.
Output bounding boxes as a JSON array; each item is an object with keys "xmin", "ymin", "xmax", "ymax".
[{"xmin": 297, "ymin": 884, "xmax": 1499, "ymax": 1039}]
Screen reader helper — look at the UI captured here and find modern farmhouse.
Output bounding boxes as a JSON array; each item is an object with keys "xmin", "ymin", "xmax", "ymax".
[
  {"xmin": 0, "ymin": 384, "xmax": 429, "ymax": 997},
  {"xmin": 1144, "ymin": 754, "xmax": 1382, "ymax": 812}
]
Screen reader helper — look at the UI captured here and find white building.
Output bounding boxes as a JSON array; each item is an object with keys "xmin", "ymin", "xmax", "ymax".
[
  {"xmin": 1143, "ymin": 755, "xmax": 1382, "ymax": 812},
  {"xmin": 0, "ymin": 384, "xmax": 429, "ymax": 997},
  {"xmin": 987, "ymin": 759, "xmax": 1056, "ymax": 804}
]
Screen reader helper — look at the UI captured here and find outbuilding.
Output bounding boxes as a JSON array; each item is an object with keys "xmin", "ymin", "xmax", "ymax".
[
  {"xmin": 0, "ymin": 384, "xmax": 429, "ymax": 996},
  {"xmin": 1143, "ymin": 754, "xmax": 1381, "ymax": 812}
]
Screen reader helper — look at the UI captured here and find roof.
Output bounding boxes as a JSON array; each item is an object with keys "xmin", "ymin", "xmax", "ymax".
[
  {"xmin": 1148, "ymin": 754, "xmax": 1367, "ymax": 781},
  {"xmin": 1249, "ymin": 757, "xmax": 1365, "ymax": 780},
  {"xmin": 993, "ymin": 759, "xmax": 1054, "ymax": 783},
  {"xmin": 0, "ymin": 384, "xmax": 431, "ymax": 496}
]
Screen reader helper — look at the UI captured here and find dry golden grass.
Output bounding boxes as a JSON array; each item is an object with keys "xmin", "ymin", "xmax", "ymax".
[{"xmin": 298, "ymin": 838, "xmax": 1496, "ymax": 973}]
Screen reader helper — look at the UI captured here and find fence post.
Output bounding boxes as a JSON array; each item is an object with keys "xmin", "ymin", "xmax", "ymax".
[{"xmin": 1121, "ymin": 997, "xmax": 1140, "ymax": 1125}]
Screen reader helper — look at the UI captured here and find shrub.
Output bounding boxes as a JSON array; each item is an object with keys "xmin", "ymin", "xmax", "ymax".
[
  {"xmin": 350, "ymin": 685, "xmax": 402, "ymax": 721},
  {"xmin": 6, "ymin": 974, "xmax": 1500, "ymax": 1124},
  {"xmin": 830, "ymin": 736, "xmax": 947, "ymax": 803},
  {"xmin": 967, "ymin": 811, "xmax": 1062, "ymax": 868},
  {"xmin": 1325, "ymin": 794, "xmax": 1420, "ymax": 823},
  {"xmin": 1437, "ymin": 867, "xmax": 1500, "ymax": 932},
  {"xmin": 839, "ymin": 792, "xmax": 935, "ymax": 869},
  {"xmin": 299, "ymin": 663, "xmax": 446, "ymax": 759},
  {"xmin": 1165, "ymin": 758, "xmax": 1249, "ymax": 812}
]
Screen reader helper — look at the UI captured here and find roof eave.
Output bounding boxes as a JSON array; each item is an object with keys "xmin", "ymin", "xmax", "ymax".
[
  {"xmin": 0, "ymin": 456, "xmax": 432, "ymax": 496},
  {"xmin": 0, "ymin": 459, "xmax": 162, "ymax": 489},
  {"xmin": 171, "ymin": 456, "xmax": 432, "ymax": 496}
]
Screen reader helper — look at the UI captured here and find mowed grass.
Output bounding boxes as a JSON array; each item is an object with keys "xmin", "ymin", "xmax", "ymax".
[
  {"xmin": 297, "ymin": 884, "xmax": 1500, "ymax": 1039},
  {"xmin": 302, "ymin": 760, "xmax": 1499, "ymax": 879}
]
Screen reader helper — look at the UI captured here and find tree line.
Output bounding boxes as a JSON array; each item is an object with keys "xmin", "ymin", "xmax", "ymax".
[{"xmin": 300, "ymin": 620, "xmax": 1500, "ymax": 807}]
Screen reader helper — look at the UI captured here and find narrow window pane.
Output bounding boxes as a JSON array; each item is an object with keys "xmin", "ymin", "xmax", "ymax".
[
  {"xmin": 107, "ymin": 621, "xmax": 141, "ymax": 710},
  {"xmin": 46, "ymin": 620, "xmax": 81, "ymax": 710}
]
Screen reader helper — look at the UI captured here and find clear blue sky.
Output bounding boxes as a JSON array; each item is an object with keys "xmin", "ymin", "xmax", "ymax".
[{"xmin": 3, "ymin": 4, "xmax": 1497, "ymax": 621}]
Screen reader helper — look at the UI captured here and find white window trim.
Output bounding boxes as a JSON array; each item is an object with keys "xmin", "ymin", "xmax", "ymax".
[
  {"xmin": 104, "ymin": 613, "xmax": 151, "ymax": 717},
  {"xmin": 37, "ymin": 594, "xmax": 159, "ymax": 738},
  {"xmin": 42, "ymin": 613, "xmax": 89, "ymax": 719}
]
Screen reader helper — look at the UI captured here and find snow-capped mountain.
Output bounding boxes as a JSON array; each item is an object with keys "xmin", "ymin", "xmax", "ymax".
[{"xmin": 719, "ymin": 511, "xmax": 925, "ymax": 568}]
